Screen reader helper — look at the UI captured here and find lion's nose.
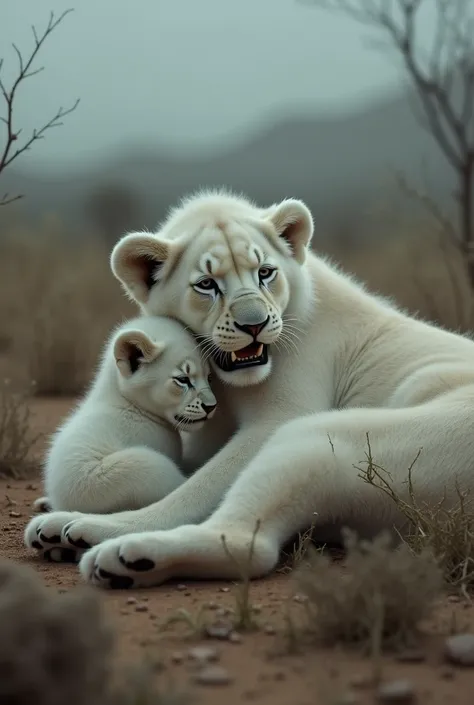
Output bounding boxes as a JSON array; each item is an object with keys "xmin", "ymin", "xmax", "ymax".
[
  {"xmin": 202, "ymin": 402, "xmax": 217, "ymax": 416},
  {"xmin": 234, "ymin": 317, "xmax": 269, "ymax": 338}
]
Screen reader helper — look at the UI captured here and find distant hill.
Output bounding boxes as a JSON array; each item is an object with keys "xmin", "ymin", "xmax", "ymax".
[{"xmin": 0, "ymin": 85, "xmax": 457, "ymax": 242}]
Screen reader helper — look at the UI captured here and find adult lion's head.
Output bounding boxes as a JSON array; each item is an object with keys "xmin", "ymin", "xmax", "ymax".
[{"xmin": 111, "ymin": 191, "xmax": 314, "ymax": 387}]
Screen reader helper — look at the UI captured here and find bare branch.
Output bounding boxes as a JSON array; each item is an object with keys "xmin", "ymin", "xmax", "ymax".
[
  {"xmin": 0, "ymin": 192, "xmax": 23, "ymax": 207},
  {"xmin": 302, "ymin": 0, "xmax": 474, "ymax": 283},
  {"xmin": 0, "ymin": 9, "xmax": 79, "ymax": 203}
]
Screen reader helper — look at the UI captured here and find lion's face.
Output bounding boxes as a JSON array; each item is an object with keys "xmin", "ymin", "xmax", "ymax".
[{"xmin": 111, "ymin": 193, "xmax": 314, "ymax": 387}]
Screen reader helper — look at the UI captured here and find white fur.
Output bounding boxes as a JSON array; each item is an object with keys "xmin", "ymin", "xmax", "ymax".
[
  {"xmin": 26, "ymin": 315, "xmax": 216, "ymax": 530},
  {"xmin": 26, "ymin": 191, "xmax": 474, "ymax": 589}
]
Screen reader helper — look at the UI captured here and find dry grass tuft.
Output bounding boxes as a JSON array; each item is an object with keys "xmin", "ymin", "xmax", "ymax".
[
  {"xmin": 0, "ymin": 558, "xmax": 188, "ymax": 705},
  {"xmin": 221, "ymin": 520, "xmax": 262, "ymax": 632},
  {"xmin": 0, "ymin": 222, "xmax": 133, "ymax": 396},
  {"xmin": 296, "ymin": 529, "xmax": 442, "ymax": 653},
  {"xmin": 357, "ymin": 437, "xmax": 474, "ymax": 595},
  {"xmin": 0, "ymin": 380, "xmax": 41, "ymax": 478}
]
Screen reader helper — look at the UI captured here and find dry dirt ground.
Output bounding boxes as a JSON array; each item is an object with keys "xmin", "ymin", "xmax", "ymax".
[{"xmin": 1, "ymin": 398, "xmax": 474, "ymax": 705}]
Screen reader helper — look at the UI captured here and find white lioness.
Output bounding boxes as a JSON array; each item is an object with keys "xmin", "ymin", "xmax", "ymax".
[
  {"xmin": 26, "ymin": 190, "xmax": 474, "ymax": 590},
  {"xmin": 28, "ymin": 315, "xmax": 216, "ymax": 552}
]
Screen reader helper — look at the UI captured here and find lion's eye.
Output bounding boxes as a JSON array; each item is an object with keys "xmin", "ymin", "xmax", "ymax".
[
  {"xmin": 258, "ymin": 266, "xmax": 277, "ymax": 284},
  {"xmin": 193, "ymin": 278, "xmax": 220, "ymax": 296},
  {"xmin": 173, "ymin": 375, "xmax": 191, "ymax": 388}
]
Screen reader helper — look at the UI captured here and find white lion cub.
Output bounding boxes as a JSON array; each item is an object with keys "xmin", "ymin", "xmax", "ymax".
[{"xmin": 36, "ymin": 315, "xmax": 217, "ymax": 516}]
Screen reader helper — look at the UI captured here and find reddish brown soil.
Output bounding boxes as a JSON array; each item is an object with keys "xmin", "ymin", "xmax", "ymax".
[{"xmin": 1, "ymin": 398, "xmax": 474, "ymax": 704}]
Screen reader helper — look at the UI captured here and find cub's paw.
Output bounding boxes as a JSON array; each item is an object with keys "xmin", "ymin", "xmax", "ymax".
[
  {"xmin": 24, "ymin": 511, "xmax": 84, "ymax": 563},
  {"xmin": 79, "ymin": 532, "xmax": 174, "ymax": 589}
]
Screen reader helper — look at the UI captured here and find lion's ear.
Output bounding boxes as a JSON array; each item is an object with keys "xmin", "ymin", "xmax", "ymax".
[
  {"xmin": 266, "ymin": 199, "xmax": 313, "ymax": 264},
  {"xmin": 110, "ymin": 232, "xmax": 171, "ymax": 304}
]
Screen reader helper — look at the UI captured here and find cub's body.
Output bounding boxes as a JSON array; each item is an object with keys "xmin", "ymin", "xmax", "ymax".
[{"xmin": 40, "ymin": 315, "xmax": 216, "ymax": 514}]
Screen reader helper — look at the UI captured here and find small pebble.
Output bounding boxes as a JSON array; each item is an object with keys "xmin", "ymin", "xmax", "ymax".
[
  {"xmin": 445, "ymin": 633, "xmax": 474, "ymax": 666},
  {"xmin": 194, "ymin": 665, "xmax": 233, "ymax": 686},
  {"xmin": 349, "ymin": 674, "xmax": 372, "ymax": 689},
  {"xmin": 9, "ymin": 511, "xmax": 21, "ymax": 518},
  {"xmin": 292, "ymin": 594, "xmax": 308, "ymax": 603},
  {"xmin": 135, "ymin": 604, "xmax": 148, "ymax": 612},
  {"xmin": 264, "ymin": 624, "xmax": 276, "ymax": 635},
  {"xmin": 205, "ymin": 623, "xmax": 233, "ymax": 640},
  {"xmin": 229, "ymin": 632, "xmax": 243, "ymax": 643},
  {"xmin": 177, "ymin": 584, "xmax": 187, "ymax": 591},
  {"xmin": 188, "ymin": 646, "xmax": 219, "ymax": 663},
  {"xmin": 219, "ymin": 587, "xmax": 230, "ymax": 593},
  {"xmin": 377, "ymin": 680, "xmax": 415, "ymax": 703},
  {"xmin": 126, "ymin": 597, "xmax": 137, "ymax": 605}
]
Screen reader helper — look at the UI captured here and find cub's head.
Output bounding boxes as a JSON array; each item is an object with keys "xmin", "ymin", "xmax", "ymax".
[
  {"xmin": 112, "ymin": 317, "xmax": 217, "ymax": 431},
  {"xmin": 111, "ymin": 192, "xmax": 314, "ymax": 387}
]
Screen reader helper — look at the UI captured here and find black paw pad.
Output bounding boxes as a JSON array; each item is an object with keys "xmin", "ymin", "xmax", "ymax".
[
  {"xmin": 97, "ymin": 567, "xmax": 134, "ymax": 589},
  {"xmin": 39, "ymin": 532, "xmax": 61, "ymax": 544},
  {"xmin": 55, "ymin": 548, "xmax": 80, "ymax": 563},
  {"xmin": 67, "ymin": 534, "xmax": 91, "ymax": 549},
  {"xmin": 32, "ymin": 541, "xmax": 43, "ymax": 550},
  {"xmin": 119, "ymin": 555, "xmax": 155, "ymax": 572}
]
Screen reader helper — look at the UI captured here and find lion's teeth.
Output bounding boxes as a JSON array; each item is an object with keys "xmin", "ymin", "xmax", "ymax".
[
  {"xmin": 256, "ymin": 344, "xmax": 263, "ymax": 357},
  {"xmin": 231, "ymin": 352, "xmax": 237, "ymax": 362}
]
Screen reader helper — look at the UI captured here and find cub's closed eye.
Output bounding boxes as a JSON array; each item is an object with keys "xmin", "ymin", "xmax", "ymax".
[{"xmin": 173, "ymin": 376, "xmax": 191, "ymax": 388}]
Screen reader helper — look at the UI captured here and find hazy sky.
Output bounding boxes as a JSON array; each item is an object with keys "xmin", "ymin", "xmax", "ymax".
[{"xmin": 1, "ymin": 0, "xmax": 436, "ymax": 173}]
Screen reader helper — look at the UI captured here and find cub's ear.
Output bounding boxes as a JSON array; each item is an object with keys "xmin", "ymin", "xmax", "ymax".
[
  {"xmin": 113, "ymin": 330, "xmax": 165, "ymax": 378},
  {"xmin": 265, "ymin": 199, "xmax": 313, "ymax": 264},
  {"xmin": 110, "ymin": 232, "xmax": 171, "ymax": 304}
]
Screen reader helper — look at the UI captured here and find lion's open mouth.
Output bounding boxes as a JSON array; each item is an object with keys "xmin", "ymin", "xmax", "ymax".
[{"xmin": 214, "ymin": 343, "xmax": 269, "ymax": 372}]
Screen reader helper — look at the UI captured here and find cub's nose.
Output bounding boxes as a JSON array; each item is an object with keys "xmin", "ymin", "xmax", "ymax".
[
  {"xmin": 234, "ymin": 317, "xmax": 269, "ymax": 338},
  {"xmin": 202, "ymin": 402, "xmax": 217, "ymax": 416}
]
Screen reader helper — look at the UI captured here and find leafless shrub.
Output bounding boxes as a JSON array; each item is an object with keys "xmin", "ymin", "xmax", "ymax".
[
  {"xmin": 357, "ymin": 436, "xmax": 474, "ymax": 595},
  {"xmin": 296, "ymin": 529, "xmax": 442, "ymax": 653},
  {"xmin": 0, "ymin": 558, "xmax": 188, "ymax": 705},
  {"xmin": 0, "ymin": 379, "xmax": 40, "ymax": 478}
]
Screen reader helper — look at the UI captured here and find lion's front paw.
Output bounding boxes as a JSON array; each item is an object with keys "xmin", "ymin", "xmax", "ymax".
[{"xmin": 79, "ymin": 532, "xmax": 174, "ymax": 589}]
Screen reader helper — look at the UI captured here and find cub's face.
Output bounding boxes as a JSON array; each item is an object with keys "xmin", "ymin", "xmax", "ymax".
[
  {"xmin": 111, "ymin": 195, "xmax": 314, "ymax": 387},
  {"xmin": 114, "ymin": 332, "xmax": 217, "ymax": 431}
]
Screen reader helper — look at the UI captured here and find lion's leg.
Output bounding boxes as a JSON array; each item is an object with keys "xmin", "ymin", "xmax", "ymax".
[{"xmin": 78, "ymin": 396, "xmax": 474, "ymax": 588}]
